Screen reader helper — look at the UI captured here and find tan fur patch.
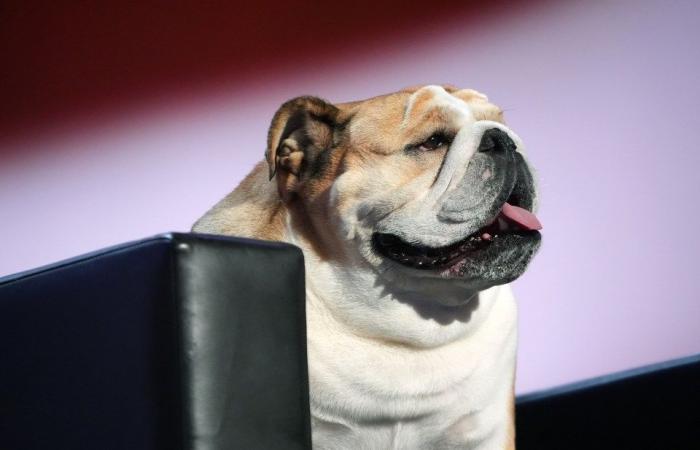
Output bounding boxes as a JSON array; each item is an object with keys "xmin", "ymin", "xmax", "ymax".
[
  {"xmin": 192, "ymin": 161, "xmax": 285, "ymax": 240},
  {"xmin": 195, "ymin": 84, "xmax": 508, "ymax": 259}
]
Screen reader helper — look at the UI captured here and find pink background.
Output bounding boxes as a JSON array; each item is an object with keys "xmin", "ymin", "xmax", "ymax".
[{"xmin": 1, "ymin": 0, "xmax": 698, "ymax": 393}]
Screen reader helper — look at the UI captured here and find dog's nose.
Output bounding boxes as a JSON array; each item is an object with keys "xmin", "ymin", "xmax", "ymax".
[{"xmin": 477, "ymin": 128, "xmax": 517, "ymax": 155}]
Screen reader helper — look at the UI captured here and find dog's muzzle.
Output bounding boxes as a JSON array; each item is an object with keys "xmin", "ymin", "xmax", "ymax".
[
  {"xmin": 438, "ymin": 127, "xmax": 535, "ymax": 225},
  {"xmin": 371, "ymin": 124, "xmax": 541, "ymax": 273}
]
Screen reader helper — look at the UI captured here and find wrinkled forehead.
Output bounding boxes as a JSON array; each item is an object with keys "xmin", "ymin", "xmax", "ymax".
[
  {"xmin": 342, "ymin": 85, "xmax": 502, "ymax": 147},
  {"xmin": 401, "ymin": 85, "xmax": 483, "ymax": 128}
]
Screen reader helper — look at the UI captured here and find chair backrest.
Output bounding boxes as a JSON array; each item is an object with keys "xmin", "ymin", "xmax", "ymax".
[{"xmin": 0, "ymin": 233, "xmax": 311, "ymax": 450}]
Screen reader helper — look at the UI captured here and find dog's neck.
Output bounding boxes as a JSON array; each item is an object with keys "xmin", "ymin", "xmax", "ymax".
[{"xmin": 279, "ymin": 198, "xmax": 496, "ymax": 349}]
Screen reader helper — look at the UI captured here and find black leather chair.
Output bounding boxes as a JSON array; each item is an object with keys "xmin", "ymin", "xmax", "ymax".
[
  {"xmin": 516, "ymin": 353, "xmax": 699, "ymax": 449},
  {"xmin": 1, "ymin": 233, "xmax": 697, "ymax": 449},
  {"xmin": 0, "ymin": 233, "xmax": 310, "ymax": 450}
]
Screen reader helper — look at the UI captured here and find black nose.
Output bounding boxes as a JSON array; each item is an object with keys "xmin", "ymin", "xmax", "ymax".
[{"xmin": 477, "ymin": 128, "xmax": 517, "ymax": 154}]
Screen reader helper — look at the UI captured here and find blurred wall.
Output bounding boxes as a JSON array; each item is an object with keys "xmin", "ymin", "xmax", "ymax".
[{"xmin": 1, "ymin": 0, "xmax": 698, "ymax": 394}]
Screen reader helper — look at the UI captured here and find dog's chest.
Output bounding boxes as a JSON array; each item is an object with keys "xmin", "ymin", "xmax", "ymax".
[
  {"xmin": 308, "ymin": 349, "xmax": 514, "ymax": 450},
  {"xmin": 311, "ymin": 408, "xmax": 510, "ymax": 450},
  {"xmin": 306, "ymin": 291, "xmax": 517, "ymax": 449}
]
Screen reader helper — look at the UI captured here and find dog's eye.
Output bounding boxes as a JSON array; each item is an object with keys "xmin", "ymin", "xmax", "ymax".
[{"xmin": 419, "ymin": 133, "xmax": 449, "ymax": 151}]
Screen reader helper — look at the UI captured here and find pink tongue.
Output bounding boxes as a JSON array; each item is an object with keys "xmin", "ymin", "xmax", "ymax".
[{"xmin": 500, "ymin": 202, "xmax": 542, "ymax": 231}]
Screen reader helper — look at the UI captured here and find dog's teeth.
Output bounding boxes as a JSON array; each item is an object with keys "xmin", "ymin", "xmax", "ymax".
[{"xmin": 416, "ymin": 260, "xmax": 424, "ymax": 268}]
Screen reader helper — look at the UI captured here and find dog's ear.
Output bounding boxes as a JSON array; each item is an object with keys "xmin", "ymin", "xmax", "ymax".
[{"xmin": 266, "ymin": 96, "xmax": 339, "ymax": 201}]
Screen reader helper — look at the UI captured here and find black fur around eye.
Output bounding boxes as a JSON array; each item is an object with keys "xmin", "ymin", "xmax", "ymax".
[{"xmin": 419, "ymin": 133, "xmax": 450, "ymax": 151}]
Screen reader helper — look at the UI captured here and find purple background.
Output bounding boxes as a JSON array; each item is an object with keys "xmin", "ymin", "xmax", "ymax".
[{"xmin": 1, "ymin": 0, "xmax": 698, "ymax": 393}]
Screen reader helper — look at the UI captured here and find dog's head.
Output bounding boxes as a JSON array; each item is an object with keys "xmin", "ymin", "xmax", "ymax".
[{"xmin": 268, "ymin": 85, "xmax": 541, "ymax": 304}]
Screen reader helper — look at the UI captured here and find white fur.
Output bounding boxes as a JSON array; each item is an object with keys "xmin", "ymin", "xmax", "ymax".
[{"xmin": 300, "ymin": 249, "xmax": 517, "ymax": 450}]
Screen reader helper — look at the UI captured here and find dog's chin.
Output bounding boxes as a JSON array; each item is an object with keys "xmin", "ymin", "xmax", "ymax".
[{"xmin": 371, "ymin": 229, "xmax": 541, "ymax": 290}]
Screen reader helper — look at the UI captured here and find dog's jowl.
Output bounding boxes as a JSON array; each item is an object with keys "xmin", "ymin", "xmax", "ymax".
[{"xmin": 193, "ymin": 85, "xmax": 542, "ymax": 450}]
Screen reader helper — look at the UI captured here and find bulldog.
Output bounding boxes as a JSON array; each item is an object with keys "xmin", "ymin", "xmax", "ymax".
[{"xmin": 192, "ymin": 85, "xmax": 542, "ymax": 449}]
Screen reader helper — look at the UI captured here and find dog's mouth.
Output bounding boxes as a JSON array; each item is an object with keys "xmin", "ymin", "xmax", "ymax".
[{"xmin": 372, "ymin": 201, "xmax": 542, "ymax": 271}]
